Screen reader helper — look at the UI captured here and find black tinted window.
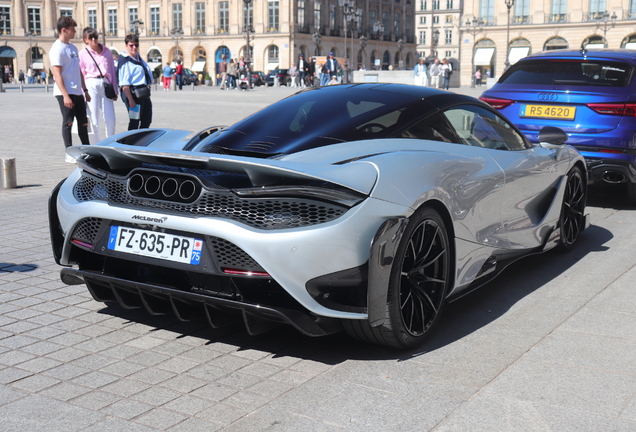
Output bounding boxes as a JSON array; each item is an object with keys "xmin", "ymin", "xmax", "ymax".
[{"xmin": 500, "ymin": 59, "xmax": 632, "ymax": 87}]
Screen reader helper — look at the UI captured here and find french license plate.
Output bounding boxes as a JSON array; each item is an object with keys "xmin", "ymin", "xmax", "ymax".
[
  {"xmin": 107, "ymin": 226, "xmax": 202, "ymax": 265},
  {"xmin": 519, "ymin": 104, "xmax": 576, "ymax": 120}
]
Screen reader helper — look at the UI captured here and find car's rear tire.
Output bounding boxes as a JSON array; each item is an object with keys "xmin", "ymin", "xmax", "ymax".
[
  {"xmin": 343, "ymin": 206, "xmax": 451, "ymax": 349},
  {"xmin": 558, "ymin": 166, "xmax": 586, "ymax": 252}
]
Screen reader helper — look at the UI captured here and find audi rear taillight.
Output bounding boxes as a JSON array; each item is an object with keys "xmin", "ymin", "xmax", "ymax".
[
  {"xmin": 586, "ymin": 103, "xmax": 636, "ymax": 117},
  {"xmin": 479, "ymin": 97, "xmax": 514, "ymax": 110}
]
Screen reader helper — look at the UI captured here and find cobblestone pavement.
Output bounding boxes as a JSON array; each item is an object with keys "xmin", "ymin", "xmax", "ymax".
[{"xmin": 1, "ymin": 84, "xmax": 636, "ymax": 431}]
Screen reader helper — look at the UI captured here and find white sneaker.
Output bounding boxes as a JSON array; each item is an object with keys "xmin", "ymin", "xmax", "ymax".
[{"xmin": 65, "ymin": 154, "xmax": 76, "ymax": 164}]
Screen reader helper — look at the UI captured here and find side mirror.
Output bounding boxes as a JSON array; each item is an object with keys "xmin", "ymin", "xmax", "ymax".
[{"xmin": 538, "ymin": 126, "xmax": 568, "ymax": 159}]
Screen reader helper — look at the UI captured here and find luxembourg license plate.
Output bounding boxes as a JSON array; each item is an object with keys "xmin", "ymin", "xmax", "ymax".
[
  {"xmin": 519, "ymin": 104, "xmax": 576, "ymax": 120},
  {"xmin": 107, "ymin": 226, "xmax": 202, "ymax": 265}
]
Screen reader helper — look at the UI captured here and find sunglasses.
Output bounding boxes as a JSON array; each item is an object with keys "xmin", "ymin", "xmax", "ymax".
[
  {"xmin": 128, "ymin": 43, "xmax": 139, "ymax": 48},
  {"xmin": 88, "ymin": 35, "xmax": 98, "ymax": 40}
]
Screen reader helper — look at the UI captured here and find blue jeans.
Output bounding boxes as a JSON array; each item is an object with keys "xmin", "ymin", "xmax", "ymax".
[{"xmin": 176, "ymin": 74, "xmax": 182, "ymax": 89}]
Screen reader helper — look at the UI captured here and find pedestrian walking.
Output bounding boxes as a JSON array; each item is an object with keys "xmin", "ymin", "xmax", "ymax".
[
  {"xmin": 297, "ymin": 55, "xmax": 307, "ymax": 88},
  {"xmin": 49, "ymin": 16, "xmax": 91, "ymax": 163},
  {"xmin": 441, "ymin": 58, "xmax": 452, "ymax": 90},
  {"xmin": 429, "ymin": 58, "xmax": 442, "ymax": 88},
  {"xmin": 175, "ymin": 59, "xmax": 184, "ymax": 90},
  {"xmin": 79, "ymin": 27, "xmax": 118, "ymax": 144},
  {"xmin": 18, "ymin": 70, "xmax": 25, "ymax": 84},
  {"xmin": 118, "ymin": 33, "xmax": 153, "ymax": 130},
  {"xmin": 218, "ymin": 57, "xmax": 228, "ymax": 89},
  {"xmin": 162, "ymin": 62, "xmax": 173, "ymax": 90},
  {"xmin": 413, "ymin": 58, "xmax": 428, "ymax": 87},
  {"xmin": 475, "ymin": 69, "xmax": 482, "ymax": 87},
  {"xmin": 227, "ymin": 59, "xmax": 236, "ymax": 89}
]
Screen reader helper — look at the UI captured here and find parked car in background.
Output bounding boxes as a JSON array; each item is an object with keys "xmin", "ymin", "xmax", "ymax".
[
  {"xmin": 251, "ymin": 71, "xmax": 266, "ymax": 86},
  {"xmin": 480, "ymin": 49, "xmax": 636, "ymax": 201},
  {"xmin": 50, "ymin": 84, "xmax": 588, "ymax": 349},
  {"xmin": 266, "ymin": 69, "xmax": 290, "ymax": 86},
  {"xmin": 171, "ymin": 67, "xmax": 199, "ymax": 86}
]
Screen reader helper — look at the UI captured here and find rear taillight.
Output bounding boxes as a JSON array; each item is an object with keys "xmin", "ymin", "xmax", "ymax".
[
  {"xmin": 586, "ymin": 103, "xmax": 636, "ymax": 117},
  {"xmin": 479, "ymin": 97, "xmax": 514, "ymax": 110}
]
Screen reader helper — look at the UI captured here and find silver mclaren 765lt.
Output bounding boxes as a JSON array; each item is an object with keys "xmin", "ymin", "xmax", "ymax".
[{"xmin": 49, "ymin": 84, "xmax": 589, "ymax": 349}]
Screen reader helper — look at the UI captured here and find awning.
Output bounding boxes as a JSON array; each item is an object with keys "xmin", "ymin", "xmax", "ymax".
[
  {"xmin": 625, "ymin": 43, "xmax": 636, "ymax": 49},
  {"xmin": 474, "ymin": 48, "xmax": 495, "ymax": 66},
  {"xmin": 0, "ymin": 46, "xmax": 16, "ymax": 58},
  {"xmin": 508, "ymin": 47, "xmax": 530, "ymax": 65},
  {"xmin": 585, "ymin": 43, "xmax": 605, "ymax": 50},
  {"xmin": 31, "ymin": 62, "xmax": 44, "ymax": 69},
  {"xmin": 191, "ymin": 61, "xmax": 206, "ymax": 72},
  {"xmin": 265, "ymin": 62, "xmax": 279, "ymax": 72}
]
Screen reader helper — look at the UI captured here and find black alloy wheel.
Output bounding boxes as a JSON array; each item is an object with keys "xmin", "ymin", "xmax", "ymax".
[
  {"xmin": 343, "ymin": 206, "xmax": 451, "ymax": 349},
  {"xmin": 558, "ymin": 166, "xmax": 586, "ymax": 251}
]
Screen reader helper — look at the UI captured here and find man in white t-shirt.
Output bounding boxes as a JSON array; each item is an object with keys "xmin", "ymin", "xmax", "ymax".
[{"xmin": 50, "ymin": 16, "xmax": 90, "ymax": 162}]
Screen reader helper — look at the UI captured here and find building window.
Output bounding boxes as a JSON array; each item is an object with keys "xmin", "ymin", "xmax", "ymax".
[
  {"xmin": 631, "ymin": 0, "xmax": 636, "ymax": 18},
  {"xmin": 433, "ymin": 15, "xmax": 439, "ymax": 24},
  {"xmin": 433, "ymin": 0, "xmax": 440, "ymax": 10},
  {"xmin": 0, "ymin": 6, "xmax": 11, "ymax": 35},
  {"xmin": 195, "ymin": 3, "xmax": 205, "ymax": 34},
  {"xmin": 394, "ymin": 13, "xmax": 400, "ymax": 37},
  {"xmin": 28, "ymin": 7, "xmax": 41, "ymax": 35},
  {"xmin": 172, "ymin": 4, "xmax": 182, "ymax": 30},
  {"xmin": 314, "ymin": 2, "xmax": 321, "ymax": 31},
  {"xmin": 445, "ymin": 15, "xmax": 452, "ymax": 23},
  {"xmin": 60, "ymin": 7, "xmax": 73, "ymax": 17},
  {"xmin": 298, "ymin": 0, "xmax": 305, "ymax": 29},
  {"xmin": 480, "ymin": 0, "xmax": 495, "ymax": 24},
  {"xmin": 419, "ymin": 31, "xmax": 426, "ymax": 44},
  {"xmin": 446, "ymin": 0, "xmax": 453, "ymax": 8},
  {"xmin": 128, "ymin": 7, "xmax": 138, "ymax": 31},
  {"xmin": 420, "ymin": 0, "xmax": 426, "ymax": 11},
  {"xmin": 550, "ymin": 0, "xmax": 567, "ymax": 21},
  {"xmin": 150, "ymin": 7, "xmax": 160, "ymax": 35},
  {"xmin": 444, "ymin": 29, "xmax": 452, "ymax": 44},
  {"xmin": 420, "ymin": 16, "xmax": 426, "ymax": 24},
  {"xmin": 269, "ymin": 45, "xmax": 279, "ymax": 62},
  {"xmin": 268, "ymin": 1, "xmax": 279, "ymax": 31},
  {"xmin": 243, "ymin": 0, "xmax": 253, "ymax": 31},
  {"xmin": 588, "ymin": 0, "xmax": 605, "ymax": 19},
  {"xmin": 87, "ymin": 9, "xmax": 97, "ymax": 29},
  {"xmin": 369, "ymin": 10, "xmax": 376, "ymax": 33},
  {"xmin": 108, "ymin": 9, "xmax": 117, "ymax": 36},
  {"xmin": 219, "ymin": 2, "xmax": 228, "ymax": 32},
  {"xmin": 406, "ymin": 14, "xmax": 411, "ymax": 40},
  {"xmin": 382, "ymin": 11, "xmax": 389, "ymax": 33},
  {"xmin": 445, "ymin": 50, "xmax": 451, "ymax": 57},
  {"xmin": 514, "ymin": 0, "xmax": 530, "ymax": 23},
  {"xmin": 329, "ymin": 4, "xmax": 336, "ymax": 30}
]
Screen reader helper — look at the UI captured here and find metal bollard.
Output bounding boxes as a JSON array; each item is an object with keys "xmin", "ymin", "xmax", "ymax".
[
  {"xmin": 191, "ymin": 83, "xmax": 195, "ymax": 90},
  {"xmin": 0, "ymin": 80, "xmax": 4, "ymax": 93},
  {"xmin": 1, "ymin": 158, "xmax": 17, "ymax": 189},
  {"xmin": 20, "ymin": 85, "xmax": 24, "ymax": 92}
]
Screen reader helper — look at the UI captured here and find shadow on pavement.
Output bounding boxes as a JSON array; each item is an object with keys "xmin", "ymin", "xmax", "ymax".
[
  {"xmin": 0, "ymin": 263, "xmax": 38, "ymax": 272},
  {"xmin": 86, "ymin": 221, "xmax": 613, "ymax": 365}
]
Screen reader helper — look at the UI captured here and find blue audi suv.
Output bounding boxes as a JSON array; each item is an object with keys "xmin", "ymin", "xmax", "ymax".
[{"xmin": 480, "ymin": 49, "xmax": 636, "ymax": 201}]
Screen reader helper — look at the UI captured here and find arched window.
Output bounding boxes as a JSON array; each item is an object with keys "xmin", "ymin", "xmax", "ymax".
[
  {"xmin": 544, "ymin": 36, "xmax": 568, "ymax": 51},
  {"xmin": 508, "ymin": 38, "xmax": 531, "ymax": 65}
]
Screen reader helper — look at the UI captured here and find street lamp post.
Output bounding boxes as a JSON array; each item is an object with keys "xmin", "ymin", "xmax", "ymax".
[
  {"xmin": 397, "ymin": 39, "xmax": 404, "ymax": 69},
  {"xmin": 338, "ymin": 0, "xmax": 357, "ymax": 83},
  {"xmin": 465, "ymin": 17, "xmax": 484, "ymax": 88},
  {"xmin": 313, "ymin": 31, "xmax": 322, "ymax": 55},
  {"xmin": 243, "ymin": 0, "xmax": 253, "ymax": 88},
  {"xmin": 504, "ymin": 0, "xmax": 514, "ymax": 71},
  {"xmin": 130, "ymin": 19, "xmax": 144, "ymax": 36},
  {"xmin": 596, "ymin": 11, "xmax": 617, "ymax": 47},
  {"xmin": 373, "ymin": 21, "xmax": 384, "ymax": 70},
  {"xmin": 171, "ymin": 27, "xmax": 184, "ymax": 61}
]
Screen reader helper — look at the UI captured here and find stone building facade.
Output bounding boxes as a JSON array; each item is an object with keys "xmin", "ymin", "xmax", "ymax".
[{"xmin": 0, "ymin": 0, "xmax": 417, "ymax": 82}]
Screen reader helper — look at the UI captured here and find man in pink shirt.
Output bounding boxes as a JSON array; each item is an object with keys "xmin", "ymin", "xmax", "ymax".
[{"xmin": 79, "ymin": 27, "xmax": 118, "ymax": 144}]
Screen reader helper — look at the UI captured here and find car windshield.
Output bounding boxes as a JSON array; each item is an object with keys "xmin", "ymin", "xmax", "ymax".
[{"xmin": 499, "ymin": 59, "xmax": 633, "ymax": 87}]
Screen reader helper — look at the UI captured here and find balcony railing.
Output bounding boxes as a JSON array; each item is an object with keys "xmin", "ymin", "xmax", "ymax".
[
  {"xmin": 330, "ymin": 28, "xmax": 341, "ymax": 36},
  {"xmin": 297, "ymin": 24, "xmax": 311, "ymax": 33},
  {"xmin": 512, "ymin": 15, "xmax": 531, "ymax": 24},
  {"xmin": 546, "ymin": 13, "xmax": 569, "ymax": 23},
  {"xmin": 584, "ymin": 11, "xmax": 606, "ymax": 21},
  {"xmin": 266, "ymin": 26, "xmax": 279, "ymax": 33},
  {"xmin": 216, "ymin": 27, "xmax": 229, "ymax": 35}
]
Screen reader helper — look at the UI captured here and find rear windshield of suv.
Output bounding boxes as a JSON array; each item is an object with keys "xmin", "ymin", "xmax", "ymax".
[{"xmin": 499, "ymin": 59, "xmax": 633, "ymax": 87}]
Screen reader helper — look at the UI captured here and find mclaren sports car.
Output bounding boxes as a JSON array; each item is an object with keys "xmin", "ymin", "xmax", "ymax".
[{"xmin": 49, "ymin": 84, "xmax": 589, "ymax": 349}]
